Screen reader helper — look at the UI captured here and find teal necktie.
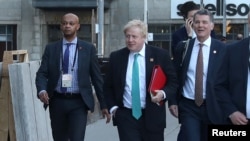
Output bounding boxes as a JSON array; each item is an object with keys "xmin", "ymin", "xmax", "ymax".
[{"xmin": 131, "ymin": 53, "xmax": 142, "ymax": 119}]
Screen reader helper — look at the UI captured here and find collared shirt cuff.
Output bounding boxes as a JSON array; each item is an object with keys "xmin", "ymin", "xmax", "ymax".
[
  {"xmin": 160, "ymin": 90, "xmax": 166, "ymax": 99},
  {"xmin": 110, "ymin": 106, "xmax": 119, "ymax": 114},
  {"xmin": 39, "ymin": 90, "xmax": 46, "ymax": 95}
]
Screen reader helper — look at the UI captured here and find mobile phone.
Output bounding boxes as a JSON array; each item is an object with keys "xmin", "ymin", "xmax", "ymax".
[{"xmin": 187, "ymin": 18, "xmax": 193, "ymax": 26}]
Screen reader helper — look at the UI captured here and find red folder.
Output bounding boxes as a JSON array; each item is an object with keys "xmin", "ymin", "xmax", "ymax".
[{"xmin": 148, "ymin": 65, "xmax": 167, "ymax": 106}]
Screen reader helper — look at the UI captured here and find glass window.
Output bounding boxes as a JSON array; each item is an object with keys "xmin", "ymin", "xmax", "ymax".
[
  {"xmin": 0, "ymin": 35, "xmax": 7, "ymax": 41},
  {"xmin": 214, "ymin": 24, "xmax": 244, "ymax": 41},
  {"xmin": 0, "ymin": 26, "xmax": 6, "ymax": 34},
  {"xmin": 0, "ymin": 25, "xmax": 17, "ymax": 61},
  {"xmin": 148, "ymin": 24, "xmax": 171, "ymax": 52},
  {"xmin": 7, "ymin": 26, "xmax": 13, "ymax": 34}
]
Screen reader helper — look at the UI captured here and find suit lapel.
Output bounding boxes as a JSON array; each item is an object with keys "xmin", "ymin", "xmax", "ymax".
[
  {"xmin": 206, "ymin": 39, "xmax": 217, "ymax": 80},
  {"xmin": 241, "ymin": 38, "xmax": 249, "ymax": 91},
  {"xmin": 55, "ymin": 41, "xmax": 63, "ymax": 72},
  {"xmin": 77, "ymin": 41, "xmax": 88, "ymax": 70},
  {"xmin": 181, "ymin": 39, "xmax": 194, "ymax": 84},
  {"xmin": 145, "ymin": 45, "xmax": 154, "ymax": 87},
  {"xmin": 120, "ymin": 48, "xmax": 130, "ymax": 86}
]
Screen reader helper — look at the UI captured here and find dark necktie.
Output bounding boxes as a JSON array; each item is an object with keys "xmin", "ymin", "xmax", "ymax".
[
  {"xmin": 131, "ymin": 53, "xmax": 142, "ymax": 119},
  {"xmin": 195, "ymin": 43, "xmax": 204, "ymax": 106},
  {"xmin": 61, "ymin": 43, "xmax": 72, "ymax": 92}
]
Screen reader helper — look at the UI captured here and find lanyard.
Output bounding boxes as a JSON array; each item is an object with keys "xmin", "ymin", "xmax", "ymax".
[{"xmin": 61, "ymin": 43, "xmax": 78, "ymax": 72}]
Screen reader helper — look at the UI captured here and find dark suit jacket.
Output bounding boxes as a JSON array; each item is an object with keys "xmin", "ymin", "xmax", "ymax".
[
  {"xmin": 215, "ymin": 37, "xmax": 250, "ymax": 123},
  {"xmin": 35, "ymin": 39, "xmax": 106, "ymax": 112},
  {"xmin": 103, "ymin": 44, "xmax": 178, "ymax": 132},
  {"xmin": 171, "ymin": 26, "xmax": 216, "ymax": 58},
  {"xmin": 169, "ymin": 38, "xmax": 227, "ymax": 124}
]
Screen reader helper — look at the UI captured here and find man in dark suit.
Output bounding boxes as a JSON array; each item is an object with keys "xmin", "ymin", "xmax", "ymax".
[
  {"xmin": 169, "ymin": 9, "xmax": 226, "ymax": 141},
  {"xmin": 103, "ymin": 19, "xmax": 178, "ymax": 141},
  {"xmin": 35, "ymin": 13, "xmax": 110, "ymax": 141},
  {"xmin": 214, "ymin": 12, "xmax": 250, "ymax": 125},
  {"xmin": 171, "ymin": 1, "xmax": 216, "ymax": 59}
]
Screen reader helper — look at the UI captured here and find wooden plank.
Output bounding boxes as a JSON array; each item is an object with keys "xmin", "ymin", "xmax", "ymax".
[
  {"xmin": 9, "ymin": 61, "xmax": 53, "ymax": 141},
  {"xmin": 8, "ymin": 64, "xmax": 25, "ymax": 141},
  {"xmin": 0, "ymin": 77, "xmax": 11, "ymax": 141},
  {"xmin": 29, "ymin": 61, "xmax": 53, "ymax": 141},
  {"xmin": 9, "ymin": 63, "xmax": 35, "ymax": 141}
]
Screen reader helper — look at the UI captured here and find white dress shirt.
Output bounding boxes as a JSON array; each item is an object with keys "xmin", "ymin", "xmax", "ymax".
[
  {"xmin": 123, "ymin": 45, "xmax": 146, "ymax": 109},
  {"xmin": 110, "ymin": 44, "xmax": 147, "ymax": 114},
  {"xmin": 182, "ymin": 37, "xmax": 211, "ymax": 100}
]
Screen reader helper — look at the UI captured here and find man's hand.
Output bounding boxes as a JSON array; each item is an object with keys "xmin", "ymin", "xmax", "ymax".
[
  {"xmin": 169, "ymin": 105, "xmax": 178, "ymax": 118},
  {"xmin": 102, "ymin": 109, "xmax": 111, "ymax": 123},
  {"xmin": 38, "ymin": 91, "xmax": 49, "ymax": 104},
  {"xmin": 151, "ymin": 90, "xmax": 164, "ymax": 105},
  {"xmin": 185, "ymin": 18, "xmax": 193, "ymax": 37},
  {"xmin": 229, "ymin": 111, "xmax": 248, "ymax": 125}
]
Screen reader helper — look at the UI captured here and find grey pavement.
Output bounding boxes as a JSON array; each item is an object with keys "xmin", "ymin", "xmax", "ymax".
[{"xmin": 85, "ymin": 104, "xmax": 180, "ymax": 141}]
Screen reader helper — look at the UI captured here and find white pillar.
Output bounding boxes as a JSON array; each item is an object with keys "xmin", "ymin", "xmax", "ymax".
[
  {"xmin": 97, "ymin": 0, "xmax": 104, "ymax": 57},
  {"xmin": 144, "ymin": 0, "xmax": 148, "ymax": 43}
]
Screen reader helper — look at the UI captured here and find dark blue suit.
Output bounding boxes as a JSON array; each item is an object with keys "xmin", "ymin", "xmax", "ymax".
[
  {"xmin": 104, "ymin": 44, "xmax": 178, "ymax": 141},
  {"xmin": 215, "ymin": 37, "xmax": 250, "ymax": 124},
  {"xmin": 171, "ymin": 26, "xmax": 216, "ymax": 58},
  {"xmin": 169, "ymin": 38, "xmax": 226, "ymax": 141},
  {"xmin": 36, "ymin": 39, "xmax": 106, "ymax": 141}
]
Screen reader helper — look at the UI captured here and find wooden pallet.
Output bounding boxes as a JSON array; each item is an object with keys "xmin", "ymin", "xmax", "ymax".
[{"xmin": 0, "ymin": 50, "xmax": 29, "ymax": 141}]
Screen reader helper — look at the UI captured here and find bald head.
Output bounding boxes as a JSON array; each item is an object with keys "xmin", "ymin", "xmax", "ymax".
[
  {"xmin": 62, "ymin": 13, "xmax": 79, "ymax": 24},
  {"xmin": 60, "ymin": 13, "xmax": 80, "ymax": 41}
]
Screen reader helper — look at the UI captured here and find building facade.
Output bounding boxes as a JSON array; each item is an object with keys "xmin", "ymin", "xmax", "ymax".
[{"xmin": 0, "ymin": 0, "xmax": 249, "ymax": 61}]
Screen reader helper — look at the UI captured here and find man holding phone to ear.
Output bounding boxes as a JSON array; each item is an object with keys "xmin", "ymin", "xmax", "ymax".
[
  {"xmin": 171, "ymin": 1, "xmax": 216, "ymax": 59},
  {"xmin": 169, "ymin": 9, "xmax": 226, "ymax": 141}
]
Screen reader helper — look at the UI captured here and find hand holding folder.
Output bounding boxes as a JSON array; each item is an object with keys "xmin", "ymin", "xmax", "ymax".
[{"xmin": 148, "ymin": 65, "xmax": 167, "ymax": 106}]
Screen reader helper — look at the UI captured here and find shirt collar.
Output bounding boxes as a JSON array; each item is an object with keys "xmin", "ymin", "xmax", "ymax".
[
  {"xmin": 63, "ymin": 37, "xmax": 77, "ymax": 45},
  {"xmin": 130, "ymin": 44, "xmax": 146, "ymax": 57},
  {"xmin": 194, "ymin": 36, "xmax": 211, "ymax": 47}
]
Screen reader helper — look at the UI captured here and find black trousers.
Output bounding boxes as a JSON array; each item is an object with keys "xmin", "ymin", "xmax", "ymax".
[
  {"xmin": 177, "ymin": 97, "xmax": 210, "ymax": 141},
  {"xmin": 114, "ymin": 107, "xmax": 164, "ymax": 141},
  {"xmin": 49, "ymin": 94, "xmax": 88, "ymax": 141}
]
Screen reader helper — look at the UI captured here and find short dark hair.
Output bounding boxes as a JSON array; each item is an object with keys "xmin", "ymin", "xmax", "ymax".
[
  {"xmin": 180, "ymin": 1, "xmax": 200, "ymax": 20},
  {"xmin": 193, "ymin": 9, "xmax": 214, "ymax": 23}
]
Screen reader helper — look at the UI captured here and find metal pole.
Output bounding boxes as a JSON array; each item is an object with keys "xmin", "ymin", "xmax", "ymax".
[
  {"xmin": 200, "ymin": 0, "xmax": 204, "ymax": 9},
  {"xmin": 222, "ymin": 0, "xmax": 226, "ymax": 37},
  {"xmin": 144, "ymin": 0, "xmax": 148, "ymax": 43},
  {"xmin": 91, "ymin": 9, "xmax": 96, "ymax": 44},
  {"xmin": 144, "ymin": 0, "xmax": 147, "ymax": 24},
  {"xmin": 97, "ymin": 0, "xmax": 104, "ymax": 57}
]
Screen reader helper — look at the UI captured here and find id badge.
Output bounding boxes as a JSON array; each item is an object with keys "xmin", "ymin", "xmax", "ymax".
[{"xmin": 62, "ymin": 74, "xmax": 72, "ymax": 87}]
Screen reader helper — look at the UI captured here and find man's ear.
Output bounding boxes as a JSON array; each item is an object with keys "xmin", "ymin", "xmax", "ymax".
[{"xmin": 77, "ymin": 24, "xmax": 80, "ymax": 31}]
